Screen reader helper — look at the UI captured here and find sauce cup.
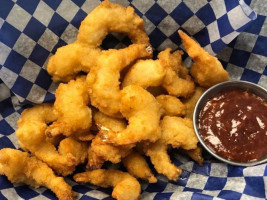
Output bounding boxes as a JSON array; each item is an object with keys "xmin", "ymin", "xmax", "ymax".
[{"xmin": 193, "ymin": 80, "xmax": 267, "ymax": 166}]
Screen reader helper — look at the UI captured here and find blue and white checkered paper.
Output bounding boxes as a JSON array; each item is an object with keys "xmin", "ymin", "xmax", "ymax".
[{"xmin": 0, "ymin": 0, "xmax": 266, "ymax": 199}]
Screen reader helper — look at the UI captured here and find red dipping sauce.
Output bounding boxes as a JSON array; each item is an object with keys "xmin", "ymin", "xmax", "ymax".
[{"xmin": 199, "ymin": 89, "xmax": 267, "ymax": 162}]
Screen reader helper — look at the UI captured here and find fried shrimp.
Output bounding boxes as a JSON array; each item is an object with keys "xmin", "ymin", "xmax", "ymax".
[
  {"xmin": 15, "ymin": 104, "xmax": 76, "ymax": 176},
  {"xmin": 144, "ymin": 141, "xmax": 182, "ymax": 181},
  {"xmin": 87, "ymin": 44, "xmax": 152, "ymax": 118},
  {"xmin": 46, "ymin": 76, "xmax": 92, "ymax": 138},
  {"xmin": 158, "ymin": 48, "xmax": 195, "ymax": 98},
  {"xmin": 47, "ymin": 44, "xmax": 100, "ymax": 82},
  {"xmin": 87, "ymin": 146, "xmax": 105, "ymax": 170},
  {"xmin": 122, "ymin": 151, "xmax": 157, "ymax": 183},
  {"xmin": 87, "ymin": 112, "xmax": 133, "ymax": 168},
  {"xmin": 74, "ymin": 169, "xmax": 141, "ymax": 200},
  {"xmin": 144, "ymin": 116, "xmax": 199, "ymax": 181},
  {"xmin": 58, "ymin": 137, "xmax": 88, "ymax": 166},
  {"xmin": 47, "ymin": 0, "xmax": 150, "ymax": 82},
  {"xmin": 122, "ymin": 59, "xmax": 166, "ymax": 88},
  {"xmin": 156, "ymin": 95, "xmax": 186, "ymax": 117},
  {"xmin": 94, "ymin": 109, "xmax": 127, "ymax": 133},
  {"xmin": 90, "ymin": 136, "xmax": 133, "ymax": 165},
  {"xmin": 181, "ymin": 146, "xmax": 204, "ymax": 166},
  {"xmin": 100, "ymin": 85, "xmax": 162, "ymax": 145},
  {"xmin": 160, "ymin": 116, "xmax": 198, "ymax": 150},
  {"xmin": 183, "ymin": 86, "xmax": 206, "ymax": 119},
  {"xmin": 78, "ymin": 0, "xmax": 149, "ymax": 47},
  {"xmin": 0, "ymin": 148, "xmax": 75, "ymax": 200},
  {"xmin": 178, "ymin": 30, "xmax": 229, "ymax": 87},
  {"xmin": 122, "ymin": 48, "xmax": 195, "ymax": 98}
]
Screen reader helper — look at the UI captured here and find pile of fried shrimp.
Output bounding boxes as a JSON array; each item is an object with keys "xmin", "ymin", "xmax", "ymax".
[{"xmin": 0, "ymin": 1, "xmax": 229, "ymax": 200}]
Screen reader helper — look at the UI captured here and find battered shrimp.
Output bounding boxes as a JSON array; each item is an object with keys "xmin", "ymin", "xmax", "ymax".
[
  {"xmin": 99, "ymin": 85, "xmax": 162, "ymax": 145},
  {"xmin": 122, "ymin": 48, "xmax": 195, "ymax": 98},
  {"xmin": 88, "ymin": 112, "xmax": 133, "ymax": 168},
  {"xmin": 87, "ymin": 146, "xmax": 105, "ymax": 170},
  {"xmin": 15, "ymin": 104, "xmax": 76, "ymax": 176},
  {"xmin": 160, "ymin": 116, "xmax": 198, "ymax": 150},
  {"xmin": 159, "ymin": 49, "xmax": 195, "ymax": 98},
  {"xmin": 143, "ymin": 141, "xmax": 182, "ymax": 181},
  {"xmin": 74, "ymin": 169, "xmax": 141, "ymax": 200},
  {"xmin": 183, "ymin": 86, "xmax": 206, "ymax": 119},
  {"xmin": 94, "ymin": 111, "xmax": 126, "ymax": 132},
  {"xmin": 87, "ymin": 44, "xmax": 152, "ymax": 118},
  {"xmin": 144, "ymin": 116, "xmax": 199, "ymax": 181},
  {"xmin": 47, "ymin": 44, "xmax": 100, "ymax": 82},
  {"xmin": 178, "ymin": 30, "xmax": 229, "ymax": 87},
  {"xmin": 122, "ymin": 59, "xmax": 166, "ymax": 88},
  {"xmin": 0, "ymin": 148, "xmax": 75, "ymax": 200},
  {"xmin": 122, "ymin": 151, "xmax": 157, "ymax": 183},
  {"xmin": 90, "ymin": 136, "xmax": 133, "ymax": 165},
  {"xmin": 46, "ymin": 76, "xmax": 92, "ymax": 138},
  {"xmin": 181, "ymin": 146, "xmax": 204, "ymax": 166},
  {"xmin": 156, "ymin": 95, "xmax": 186, "ymax": 116},
  {"xmin": 78, "ymin": 0, "xmax": 149, "ymax": 47},
  {"xmin": 58, "ymin": 137, "xmax": 88, "ymax": 166},
  {"xmin": 47, "ymin": 0, "xmax": 150, "ymax": 82}
]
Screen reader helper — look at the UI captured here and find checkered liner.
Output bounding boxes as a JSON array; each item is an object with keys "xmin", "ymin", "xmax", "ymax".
[{"xmin": 0, "ymin": 0, "xmax": 266, "ymax": 199}]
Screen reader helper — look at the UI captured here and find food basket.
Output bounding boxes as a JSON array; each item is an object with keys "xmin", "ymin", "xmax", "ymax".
[{"xmin": 0, "ymin": 0, "xmax": 266, "ymax": 199}]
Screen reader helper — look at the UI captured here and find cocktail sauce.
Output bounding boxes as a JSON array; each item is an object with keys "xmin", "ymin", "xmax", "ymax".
[{"xmin": 199, "ymin": 89, "xmax": 267, "ymax": 162}]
